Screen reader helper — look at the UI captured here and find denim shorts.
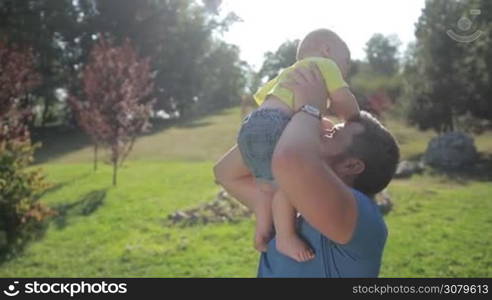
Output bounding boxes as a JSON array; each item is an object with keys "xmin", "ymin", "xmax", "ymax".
[{"xmin": 237, "ymin": 108, "xmax": 292, "ymax": 184}]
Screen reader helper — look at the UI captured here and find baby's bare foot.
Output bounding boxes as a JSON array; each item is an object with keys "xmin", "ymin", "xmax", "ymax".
[{"xmin": 276, "ymin": 234, "xmax": 315, "ymax": 262}]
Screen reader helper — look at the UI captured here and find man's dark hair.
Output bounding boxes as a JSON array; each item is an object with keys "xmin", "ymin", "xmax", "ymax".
[{"xmin": 346, "ymin": 111, "xmax": 400, "ymax": 197}]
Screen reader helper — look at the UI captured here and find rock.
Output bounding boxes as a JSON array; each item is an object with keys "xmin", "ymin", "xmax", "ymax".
[
  {"xmin": 167, "ymin": 189, "xmax": 252, "ymax": 227},
  {"xmin": 394, "ymin": 160, "xmax": 425, "ymax": 178},
  {"xmin": 374, "ymin": 190, "xmax": 393, "ymax": 215},
  {"xmin": 168, "ymin": 211, "xmax": 189, "ymax": 223},
  {"xmin": 424, "ymin": 132, "xmax": 478, "ymax": 170}
]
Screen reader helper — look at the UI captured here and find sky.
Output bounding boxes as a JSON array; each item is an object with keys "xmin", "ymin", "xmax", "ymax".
[{"xmin": 219, "ymin": 0, "xmax": 427, "ymax": 70}]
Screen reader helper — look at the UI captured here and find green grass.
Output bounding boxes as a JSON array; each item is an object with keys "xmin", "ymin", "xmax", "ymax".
[
  {"xmin": 382, "ymin": 175, "xmax": 491, "ymax": 277},
  {"xmin": 0, "ymin": 162, "xmax": 258, "ymax": 277},
  {"xmin": 2, "ymin": 107, "xmax": 491, "ymax": 277},
  {"xmin": 37, "ymin": 108, "xmax": 243, "ymax": 164}
]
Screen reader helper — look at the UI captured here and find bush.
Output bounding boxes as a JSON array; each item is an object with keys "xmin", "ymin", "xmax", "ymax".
[{"xmin": 0, "ymin": 138, "xmax": 54, "ymax": 257}]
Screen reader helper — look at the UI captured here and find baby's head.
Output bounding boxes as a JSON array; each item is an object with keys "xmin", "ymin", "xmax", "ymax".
[{"xmin": 297, "ymin": 29, "xmax": 351, "ymax": 78}]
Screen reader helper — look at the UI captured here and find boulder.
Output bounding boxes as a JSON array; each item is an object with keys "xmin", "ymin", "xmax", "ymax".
[
  {"xmin": 374, "ymin": 190, "xmax": 393, "ymax": 215},
  {"xmin": 394, "ymin": 160, "xmax": 425, "ymax": 178},
  {"xmin": 424, "ymin": 132, "xmax": 478, "ymax": 170}
]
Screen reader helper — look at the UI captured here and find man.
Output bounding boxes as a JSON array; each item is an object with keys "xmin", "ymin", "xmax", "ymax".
[{"xmin": 214, "ymin": 65, "xmax": 399, "ymax": 277}]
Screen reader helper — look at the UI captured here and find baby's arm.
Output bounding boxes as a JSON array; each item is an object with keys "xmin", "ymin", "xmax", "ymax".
[
  {"xmin": 310, "ymin": 59, "xmax": 360, "ymax": 121},
  {"xmin": 329, "ymin": 87, "xmax": 360, "ymax": 121}
]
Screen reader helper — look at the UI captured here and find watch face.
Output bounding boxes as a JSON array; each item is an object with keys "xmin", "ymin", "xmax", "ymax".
[
  {"xmin": 301, "ymin": 105, "xmax": 321, "ymax": 119},
  {"xmin": 306, "ymin": 106, "xmax": 317, "ymax": 114}
]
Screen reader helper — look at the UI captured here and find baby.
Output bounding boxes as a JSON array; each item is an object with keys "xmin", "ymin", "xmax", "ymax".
[{"xmin": 232, "ymin": 29, "xmax": 359, "ymax": 262}]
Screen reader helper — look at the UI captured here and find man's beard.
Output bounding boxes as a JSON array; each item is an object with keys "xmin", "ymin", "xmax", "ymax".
[{"xmin": 323, "ymin": 152, "xmax": 349, "ymax": 168}]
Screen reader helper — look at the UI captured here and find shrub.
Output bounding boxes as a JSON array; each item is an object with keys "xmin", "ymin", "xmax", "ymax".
[{"xmin": 0, "ymin": 37, "xmax": 54, "ymax": 257}]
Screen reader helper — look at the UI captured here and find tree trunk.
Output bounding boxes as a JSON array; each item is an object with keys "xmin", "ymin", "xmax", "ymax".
[
  {"xmin": 93, "ymin": 144, "xmax": 98, "ymax": 171},
  {"xmin": 112, "ymin": 160, "xmax": 118, "ymax": 187},
  {"xmin": 41, "ymin": 98, "xmax": 50, "ymax": 127}
]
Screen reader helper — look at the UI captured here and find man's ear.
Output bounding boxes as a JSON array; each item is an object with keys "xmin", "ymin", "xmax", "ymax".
[{"xmin": 342, "ymin": 158, "xmax": 365, "ymax": 176}]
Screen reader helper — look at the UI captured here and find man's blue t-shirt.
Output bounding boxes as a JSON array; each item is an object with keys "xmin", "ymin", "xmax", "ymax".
[{"xmin": 257, "ymin": 189, "xmax": 387, "ymax": 277}]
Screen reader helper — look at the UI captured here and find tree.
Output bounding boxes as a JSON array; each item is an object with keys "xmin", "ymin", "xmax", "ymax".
[
  {"xmin": 0, "ymin": 38, "xmax": 53, "ymax": 255},
  {"xmin": 365, "ymin": 34, "xmax": 401, "ymax": 76},
  {"xmin": 194, "ymin": 41, "xmax": 247, "ymax": 112},
  {"xmin": 70, "ymin": 37, "xmax": 155, "ymax": 186},
  {"xmin": 460, "ymin": 0, "xmax": 492, "ymax": 131},
  {"xmin": 82, "ymin": 0, "xmax": 245, "ymax": 119},
  {"xmin": 243, "ymin": 39, "xmax": 299, "ymax": 100},
  {"xmin": 403, "ymin": 0, "xmax": 469, "ymax": 133},
  {"xmin": 0, "ymin": 0, "xmax": 85, "ymax": 127},
  {"xmin": 0, "ymin": 0, "xmax": 246, "ymax": 129},
  {"xmin": 258, "ymin": 40, "xmax": 298, "ymax": 82}
]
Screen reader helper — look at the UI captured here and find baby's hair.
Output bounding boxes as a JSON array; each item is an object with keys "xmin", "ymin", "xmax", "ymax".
[{"xmin": 297, "ymin": 28, "xmax": 350, "ymax": 62}]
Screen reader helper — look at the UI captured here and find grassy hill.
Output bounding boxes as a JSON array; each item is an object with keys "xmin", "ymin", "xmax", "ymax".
[{"xmin": 1, "ymin": 107, "xmax": 491, "ymax": 277}]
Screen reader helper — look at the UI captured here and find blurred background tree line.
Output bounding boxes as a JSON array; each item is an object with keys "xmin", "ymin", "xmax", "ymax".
[
  {"xmin": 249, "ymin": 0, "xmax": 492, "ymax": 134},
  {"xmin": 1, "ymin": 0, "xmax": 491, "ymax": 136},
  {"xmin": 0, "ymin": 0, "xmax": 246, "ymax": 128}
]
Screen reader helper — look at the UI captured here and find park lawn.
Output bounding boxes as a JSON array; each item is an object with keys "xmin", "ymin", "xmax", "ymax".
[
  {"xmin": 0, "ymin": 161, "xmax": 258, "ymax": 277},
  {"xmin": 1, "ymin": 107, "xmax": 491, "ymax": 277},
  {"xmin": 382, "ymin": 175, "xmax": 491, "ymax": 277}
]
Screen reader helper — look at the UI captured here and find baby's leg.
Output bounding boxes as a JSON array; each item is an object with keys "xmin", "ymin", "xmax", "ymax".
[
  {"xmin": 272, "ymin": 190, "xmax": 315, "ymax": 262},
  {"xmin": 214, "ymin": 145, "xmax": 274, "ymax": 252},
  {"xmin": 253, "ymin": 187, "xmax": 275, "ymax": 252}
]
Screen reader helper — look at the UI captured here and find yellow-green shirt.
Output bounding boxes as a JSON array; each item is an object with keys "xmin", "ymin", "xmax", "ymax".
[{"xmin": 253, "ymin": 57, "xmax": 348, "ymax": 108}]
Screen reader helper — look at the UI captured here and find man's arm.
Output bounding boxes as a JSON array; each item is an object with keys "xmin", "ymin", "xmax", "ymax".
[{"xmin": 272, "ymin": 67, "xmax": 358, "ymax": 245}]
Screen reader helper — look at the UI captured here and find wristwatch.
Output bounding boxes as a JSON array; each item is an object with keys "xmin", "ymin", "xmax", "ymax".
[{"xmin": 298, "ymin": 104, "xmax": 322, "ymax": 120}]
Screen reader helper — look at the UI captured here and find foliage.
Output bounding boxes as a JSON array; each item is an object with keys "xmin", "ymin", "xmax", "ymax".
[
  {"xmin": 350, "ymin": 61, "xmax": 402, "ymax": 117},
  {"xmin": 0, "ymin": 0, "xmax": 83, "ymax": 126},
  {"xmin": 460, "ymin": 0, "xmax": 492, "ymax": 130},
  {"xmin": 0, "ymin": 38, "xmax": 53, "ymax": 256},
  {"xmin": 194, "ymin": 41, "xmax": 247, "ymax": 113},
  {"xmin": 0, "ymin": 0, "xmax": 246, "ymax": 126},
  {"xmin": 69, "ymin": 37, "xmax": 155, "ymax": 186},
  {"xmin": 365, "ymin": 34, "xmax": 401, "ymax": 76},
  {"xmin": 403, "ymin": 0, "xmax": 492, "ymax": 134},
  {"xmin": 257, "ymin": 39, "xmax": 298, "ymax": 83},
  {"xmin": 71, "ymin": 0, "xmax": 246, "ymax": 118}
]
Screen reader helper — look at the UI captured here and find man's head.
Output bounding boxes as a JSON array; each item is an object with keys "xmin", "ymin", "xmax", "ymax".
[
  {"xmin": 297, "ymin": 28, "xmax": 351, "ymax": 78},
  {"xmin": 321, "ymin": 111, "xmax": 400, "ymax": 196}
]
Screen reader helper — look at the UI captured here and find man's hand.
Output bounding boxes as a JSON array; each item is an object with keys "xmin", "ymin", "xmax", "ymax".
[{"xmin": 281, "ymin": 63, "xmax": 329, "ymax": 114}]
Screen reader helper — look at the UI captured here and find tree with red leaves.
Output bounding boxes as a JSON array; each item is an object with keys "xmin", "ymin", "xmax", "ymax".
[
  {"xmin": 0, "ymin": 39, "xmax": 41, "ymax": 141},
  {"xmin": 0, "ymin": 38, "xmax": 53, "ymax": 254},
  {"xmin": 70, "ymin": 37, "xmax": 155, "ymax": 186}
]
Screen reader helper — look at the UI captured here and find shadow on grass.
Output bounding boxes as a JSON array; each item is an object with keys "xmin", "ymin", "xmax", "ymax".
[
  {"xmin": 0, "ymin": 189, "xmax": 107, "ymax": 265},
  {"xmin": 175, "ymin": 121, "xmax": 212, "ymax": 129},
  {"xmin": 52, "ymin": 189, "xmax": 107, "ymax": 230},
  {"xmin": 32, "ymin": 126, "xmax": 91, "ymax": 165},
  {"xmin": 35, "ymin": 172, "xmax": 92, "ymax": 200},
  {"xmin": 32, "ymin": 106, "xmax": 237, "ymax": 164}
]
